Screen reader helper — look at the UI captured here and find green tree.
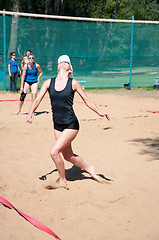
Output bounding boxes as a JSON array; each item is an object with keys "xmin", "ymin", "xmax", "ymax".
[
  {"xmin": 112, "ymin": 0, "xmax": 122, "ymax": 19},
  {"xmin": 118, "ymin": 0, "xmax": 159, "ymax": 20},
  {"xmin": 1, "ymin": 0, "xmax": 159, "ymax": 20},
  {"xmin": 0, "ymin": 0, "xmax": 12, "ymax": 11}
]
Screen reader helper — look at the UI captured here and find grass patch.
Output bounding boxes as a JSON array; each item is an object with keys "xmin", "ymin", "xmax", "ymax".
[{"xmin": 85, "ymin": 86, "xmax": 156, "ymax": 92}]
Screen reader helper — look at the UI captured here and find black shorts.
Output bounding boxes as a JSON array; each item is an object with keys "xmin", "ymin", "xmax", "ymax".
[
  {"xmin": 54, "ymin": 119, "xmax": 79, "ymax": 132},
  {"xmin": 25, "ymin": 81, "xmax": 37, "ymax": 86}
]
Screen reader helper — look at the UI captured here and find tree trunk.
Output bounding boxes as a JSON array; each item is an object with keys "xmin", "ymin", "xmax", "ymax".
[
  {"xmin": 54, "ymin": 0, "xmax": 60, "ymax": 15},
  {"xmin": 8, "ymin": 0, "xmax": 20, "ymax": 57},
  {"xmin": 13, "ymin": 0, "xmax": 20, "ymax": 12},
  {"xmin": 102, "ymin": 0, "xmax": 122, "ymax": 57},
  {"xmin": 86, "ymin": 0, "xmax": 92, "ymax": 16},
  {"xmin": 27, "ymin": 0, "xmax": 33, "ymax": 13},
  {"xmin": 45, "ymin": 0, "xmax": 52, "ymax": 14},
  {"xmin": 60, "ymin": 0, "xmax": 66, "ymax": 15},
  {"xmin": 112, "ymin": 0, "xmax": 121, "ymax": 19},
  {"xmin": 100, "ymin": 0, "xmax": 107, "ymax": 18}
]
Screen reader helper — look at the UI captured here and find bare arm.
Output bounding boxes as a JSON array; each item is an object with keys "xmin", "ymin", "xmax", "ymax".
[
  {"xmin": 21, "ymin": 57, "xmax": 25, "ymax": 70},
  {"xmin": 17, "ymin": 64, "xmax": 21, "ymax": 74},
  {"xmin": 8, "ymin": 64, "xmax": 11, "ymax": 77},
  {"xmin": 36, "ymin": 63, "xmax": 43, "ymax": 83},
  {"xmin": 20, "ymin": 64, "xmax": 27, "ymax": 93},
  {"xmin": 26, "ymin": 79, "xmax": 51, "ymax": 123},
  {"xmin": 72, "ymin": 79, "xmax": 109, "ymax": 120}
]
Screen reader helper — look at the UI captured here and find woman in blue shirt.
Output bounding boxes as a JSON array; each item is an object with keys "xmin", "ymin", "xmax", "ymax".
[
  {"xmin": 15, "ymin": 54, "xmax": 43, "ymax": 114},
  {"xmin": 8, "ymin": 52, "xmax": 21, "ymax": 92}
]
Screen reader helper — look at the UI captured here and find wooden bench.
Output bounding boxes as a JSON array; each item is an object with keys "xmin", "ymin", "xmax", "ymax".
[
  {"xmin": 76, "ymin": 79, "xmax": 86, "ymax": 89},
  {"xmin": 154, "ymin": 77, "xmax": 159, "ymax": 85}
]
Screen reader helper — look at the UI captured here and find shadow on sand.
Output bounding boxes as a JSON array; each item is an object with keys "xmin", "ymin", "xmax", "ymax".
[
  {"xmin": 39, "ymin": 165, "xmax": 112, "ymax": 182},
  {"xmin": 24, "ymin": 111, "xmax": 49, "ymax": 115},
  {"xmin": 130, "ymin": 137, "xmax": 159, "ymax": 161}
]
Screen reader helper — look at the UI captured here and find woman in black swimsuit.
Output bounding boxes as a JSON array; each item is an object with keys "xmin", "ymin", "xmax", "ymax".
[{"xmin": 26, "ymin": 55, "xmax": 109, "ymax": 189}]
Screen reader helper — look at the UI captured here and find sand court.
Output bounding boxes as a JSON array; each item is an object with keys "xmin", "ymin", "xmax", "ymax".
[{"xmin": 0, "ymin": 89, "xmax": 159, "ymax": 240}]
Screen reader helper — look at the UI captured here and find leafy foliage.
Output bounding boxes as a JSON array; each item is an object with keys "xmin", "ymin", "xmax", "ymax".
[{"xmin": 0, "ymin": 0, "xmax": 159, "ymax": 20}]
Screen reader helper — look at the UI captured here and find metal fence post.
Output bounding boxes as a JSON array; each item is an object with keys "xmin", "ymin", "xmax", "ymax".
[
  {"xmin": 129, "ymin": 16, "xmax": 134, "ymax": 88},
  {"xmin": 3, "ymin": 9, "xmax": 6, "ymax": 90}
]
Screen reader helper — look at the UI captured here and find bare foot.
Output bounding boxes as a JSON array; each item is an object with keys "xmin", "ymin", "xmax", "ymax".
[
  {"xmin": 44, "ymin": 178, "xmax": 69, "ymax": 190},
  {"xmin": 97, "ymin": 177, "xmax": 111, "ymax": 184},
  {"xmin": 14, "ymin": 110, "xmax": 21, "ymax": 115},
  {"xmin": 86, "ymin": 166, "xmax": 101, "ymax": 182},
  {"xmin": 87, "ymin": 166, "xmax": 111, "ymax": 184}
]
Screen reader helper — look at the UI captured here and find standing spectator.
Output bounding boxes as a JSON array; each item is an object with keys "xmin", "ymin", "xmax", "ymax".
[
  {"xmin": 8, "ymin": 52, "xmax": 21, "ymax": 92},
  {"xmin": 21, "ymin": 50, "xmax": 31, "ymax": 70}
]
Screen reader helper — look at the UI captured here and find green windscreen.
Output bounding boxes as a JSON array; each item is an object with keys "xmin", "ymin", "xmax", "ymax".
[{"xmin": 0, "ymin": 14, "xmax": 159, "ymax": 89}]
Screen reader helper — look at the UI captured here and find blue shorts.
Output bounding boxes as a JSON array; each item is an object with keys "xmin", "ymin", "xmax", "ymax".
[{"xmin": 54, "ymin": 119, "xmax": 79, "ymax": 132}]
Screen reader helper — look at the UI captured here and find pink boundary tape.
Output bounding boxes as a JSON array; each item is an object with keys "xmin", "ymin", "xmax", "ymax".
[
  {"xmin": 76, "ymin": 101, "xmax": 108, "ymax": 107},
  {"xmin": 0, "ymin": 100, "xmax": 107, "ymax": 107},
  {"xmin": 139, "ymin": 109, "xmax": 159, "ymax": 113},
  {"xmin": 0, "ymin": 196, "xmax": 61, "ymax": 240},
  {"xmin": 146, "ymin": 110, "xmax": 159, "ymax": 113},
  {"xmin": 0, "ymin": 99, "xmax": 31, "ymax": 102}
]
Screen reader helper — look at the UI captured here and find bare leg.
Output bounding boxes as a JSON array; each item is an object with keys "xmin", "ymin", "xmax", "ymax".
[
  {"xmin": 44, "ymin": 129, "xmax": 78, "ymax": 190},
  {"xmin": 56, "ymin": 130, "xmax": 103, "ymax": 183},
  {"xmin": 14, "ymin": 82, "xmax": 30, "ymax": 114},
  {"xmin": 31, "ymin": 93, "xmax": 37, "ymax": 102},
  {"xmin": 31, "ymin": 83, "xmax": 38, "ymax": 102},
  {"xmin": 62, "ymin": 146, "xmax": 101, "ymax": 182},
  {"xmin": 14, "ymin": 100, "xmax": 24, "ymax": 115},
  {"xmin": 44, "ymin": 152, "xmax": 69, "ymax": 189}
]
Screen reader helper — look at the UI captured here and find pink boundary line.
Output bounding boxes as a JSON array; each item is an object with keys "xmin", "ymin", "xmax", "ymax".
[
  {"xmin": 0, "ymin": 99, "xmax": 108, "ymax": 107},
  {"xmin": 76, "ymin": 101, "xmax": 108, "ymax": 107},
  {"xmin": 0, "ymin": 196, "xmax": 61, "ymax": 240},
  {"xmin": 0, "ymin": 99, "xmax": 31, "ymax": 102},
  {"xmin": 140, "ymin": 109, "xmax": 159, "ymax": 113},
  {"xmin": 146, "ymin": 110, "xmax": 159, "ymax": 113}
]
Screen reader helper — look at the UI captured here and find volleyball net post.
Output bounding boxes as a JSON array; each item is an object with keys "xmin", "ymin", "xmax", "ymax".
[
  {"xmin": 129, "ymin": 16, "xmax": 134, "ymax": 88},
  {"xmin": 3, "ymin": 9, "xmax": 6, "ymax": 90}
]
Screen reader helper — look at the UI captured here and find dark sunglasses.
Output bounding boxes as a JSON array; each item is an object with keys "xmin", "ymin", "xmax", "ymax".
[
  {"xmin": 29, "ymin": 57, "xmax": 34, "ymax": 59},
  {"xmin": 60, "ymin": 61, "xmax": 69, "ymax": 64}
]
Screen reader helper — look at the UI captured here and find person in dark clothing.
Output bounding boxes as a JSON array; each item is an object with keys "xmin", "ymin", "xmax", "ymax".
[
  {"xmin": 26, "ymin": 55, "xmax": 109, "ymax": 190},
  {"xmin": 8, "ymin": 52, "xmax": 21, "ymax": 92}
]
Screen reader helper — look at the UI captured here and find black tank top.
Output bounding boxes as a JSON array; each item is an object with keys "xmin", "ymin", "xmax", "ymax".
[{"xmin": 48, "ymin": 77, "xmax": 77, "ymax": 124}]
